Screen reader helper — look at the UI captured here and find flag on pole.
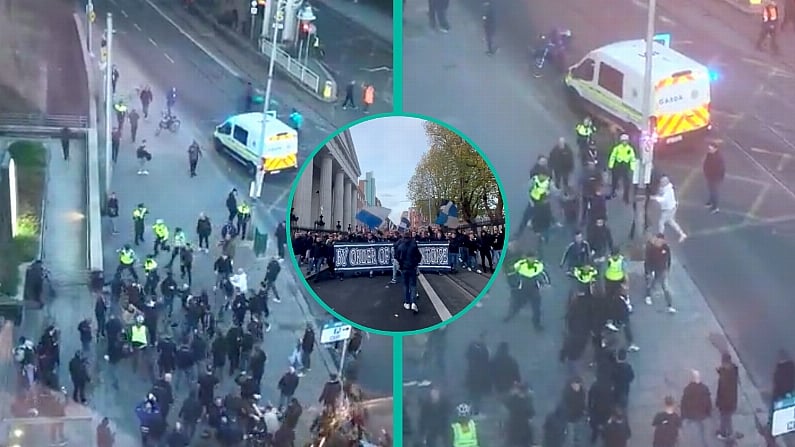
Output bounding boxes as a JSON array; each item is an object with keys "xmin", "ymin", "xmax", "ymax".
[
  {"xmin": 399, "ymin": 211, "xmax": 410, "ymax": 232},
  {"xmin": 356, "ymin": 206, "xmax": 392, "ymax": 229},
  {"xmin": 435, "ymin": 200, "xmax": 459, "ymax": 228}
]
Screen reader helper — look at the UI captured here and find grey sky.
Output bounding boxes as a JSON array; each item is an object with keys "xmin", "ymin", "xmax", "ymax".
[{"xmin": 350, "ymin": 116, "xmax": 428, "ymax": 223}]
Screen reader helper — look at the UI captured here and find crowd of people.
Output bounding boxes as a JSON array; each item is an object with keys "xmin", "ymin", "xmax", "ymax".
[{"xmin": 6, "ymin": 186, "xmax": 384, "ymax": 447}]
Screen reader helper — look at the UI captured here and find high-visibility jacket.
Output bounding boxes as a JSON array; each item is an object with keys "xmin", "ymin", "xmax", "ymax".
[
  {"xmin": 119, "ymin": 249, "xmax": 135, "ymax": 265},
  {"xmin": 763, "ymin": 4, "xmax": 779, "ymax": 22},
  {"xmin": 604, "ymin": 255, "xmax": 626, "ymax": 281},
  {"xmin": 608, "ymin": 143, "xmax": 637, "ymax": 171},
  {"xmin": 144, "ymin": 258, "xmax": 157, "ymax": 273},
  {"xmin": 451, "ymin": 421, "xmax": 479, "ymax": 447},
  {"xmin": 173, "ymin": 232, "xmax": 186, "ymax": 248},
  {"xmin": 514, "ymin": 258, "xmax": 544, "ymax": 279},
  {"xmin": 363, "ymin": 86, "xmax": 375, "ymax": 105},
  {"xmin": 237, "ymin": 203, "xmax": 251, "ymax": 216},
  {"xmin": 575, "ymin": 123, "xmax": 595, "ymax": 138},
  {"xmin": 114, "ymin": 102, "xmax": 128, "ymax": 113},
  {"xmin": 529, "ymin": 175, "xmax": 550, "ymax": 202},
  {"xmin": 153, "ymin": 223, "xmax": 169, "ymax": 240},
  {"xmin": 130, "ymin": 325, "xmax": 148, "ymax": 346},
  {"xmin": 133, "ymin": 207, "xmax": 147, "ymax": 221},
  {"xmin": 574, "ymin": 265, "xmax": 597, "ymax": 284}
]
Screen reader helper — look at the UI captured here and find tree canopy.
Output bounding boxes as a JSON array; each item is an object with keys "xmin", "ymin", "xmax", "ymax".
[{"xmin": 406, "ymin": 122, "xmax": 504, "ymax": 224}]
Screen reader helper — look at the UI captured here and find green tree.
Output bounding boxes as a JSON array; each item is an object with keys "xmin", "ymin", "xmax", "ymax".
[{"xmin": 406, "ymin": 122, "xmax": 504, "ymax": 224}]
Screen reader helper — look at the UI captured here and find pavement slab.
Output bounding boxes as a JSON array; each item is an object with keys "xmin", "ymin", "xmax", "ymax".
[{"xmin": 402, "ymin": 1, "xmax": 771, "ymax": 446}]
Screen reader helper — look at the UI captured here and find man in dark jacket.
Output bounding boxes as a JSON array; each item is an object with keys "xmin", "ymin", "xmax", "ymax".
[
  {"xmin": 680, "ymin": 369, "xmax": 712, "ymax": 447},
  {"xmin": 702, "ymin": 143, "xmax": 726, "ymax": 214},
  {"xmin": 561, "ymin": 377, "xmax": 587, "ymax": 447},
  {"xmin": 318, "ymin": 373, "xmax": 342, "ymax": 410},
  {"xmin": 225, "ymin": 189, "xmax": 238, "ymax": 222},
  {"xmin": 395, "ymin": 233, "xmax": 423, "ymax": 313},
  {"xmin": 773, "ymin": 349, "xmax": 795, "ymax": 402},
  {"xmin": 419, "ymin": 387, "xmax": 451, "ymax": 447},
  {"xmin": 550, "ymin": 137, "xmax": 575, "ymax": 189},
  {"xmin": 68, "ymin": 351, "xmax": 90, "ymax": 403},
  {"xmin": 278, "ymin": 367, "xmax": 300, "ymax": 410},
  {"xmin": 300, "ymin": 324, "xmax": 315, "ymax": 374},
  {"xmin": 716, "ymin": 353, "xmax": 739, "ymax": 440},
  {"xmin": 588, "ymin": 375, "xmax": 615, "ymax": 444},
  {"xmin": 263, "ymin": 257, "xmax": 282, "ymax": 302}
]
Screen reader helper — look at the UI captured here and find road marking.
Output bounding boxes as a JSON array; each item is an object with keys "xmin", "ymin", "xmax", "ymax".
[
  {"xmin": 750, "ymin": 146, "xmax": 792, "ymax": 158},
  {"xmin": 133, "ymin": 23, "xmax": 142, "ymax": 31},
  {"xmin": 747, "ymin": 183, "xmax": 771, "ymax": 221},
  {"xmin": 148, "ymin": 37, "xmax": 158, "ymax": 47},
  {"xmin": 631, "ymin": 0, "xmax": 648, "ymax": 8},
  {"xmin": 120, "ymin": 9, "xmax": 128, "ymax": 18},
  {"xmin": 777, "ymin": 157, "xmax": 791, "ymax": 172},
  {"xmin": 687, "ymin": 214, "xmax": 795, "ymax": 238},
  {"xmin": 141, "ymin": 0, "xmax": 241, "ymax": 78},
  {"xmin": 727, "ymin": 138, "xmax": 795, "ymax": 202},
  {"xmin": 163, "ymin": 52, "xmax": 175, "ymax": 64},
  {"xmin": 676, "ymin": 165, "xmax": 701, "ymax": 196},
  {"xmin": 418, "ymin": 274, "xmax": 453, "ymax": 321},
  {"xmin": 660, "ymin": 15, "xmax": 676, "ymax": 24}
]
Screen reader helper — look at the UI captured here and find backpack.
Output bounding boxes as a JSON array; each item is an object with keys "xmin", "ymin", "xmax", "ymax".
[{"xmin": 13, "ymin": 346, "xmax": 28, "ymax": 363}]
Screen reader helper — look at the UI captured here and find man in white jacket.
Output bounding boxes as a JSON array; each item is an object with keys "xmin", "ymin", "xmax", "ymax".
[{"xmin": 652, "ymin": 176, "xmax": 688, "ymax": 242}]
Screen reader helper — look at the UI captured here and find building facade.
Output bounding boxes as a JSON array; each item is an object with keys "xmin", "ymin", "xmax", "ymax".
[
  {"xmin": 363, "ymin": 171, "xmax": 376, "ymax": 206},
  {"xmin": 292, "ymin": 130, "xmax": 361, "ymax": 231},
  {"xmin": 357, "ymin": 181, "xmax": 367, "ymax": 211},
  {"xmin": 408, "ymin": 207, "xmax": 425, "ymax": 229}
]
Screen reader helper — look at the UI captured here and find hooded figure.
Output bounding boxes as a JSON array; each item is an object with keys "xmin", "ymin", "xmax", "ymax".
[{"xmin": 491, "ymin": 342, "xmax": 521, "ymax": 394}]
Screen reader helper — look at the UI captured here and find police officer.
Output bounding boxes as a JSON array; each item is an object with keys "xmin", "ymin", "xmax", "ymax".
[
  {"xmin": 152, "ymin": 219, "xmax": 170, "ymax": 256},
  {"xmin": 236, "ymin": 202, "xmax": 251, "ymax": 240},
  {"xmin": 608, "ymin": 134, "xmax": 637, "ymax": 204},
  {"xmin": 451, "ymin": 404, "xmax": 481, "ymax": 447},
  {"xmin": 143, "ymin": 255, "xmax": 159, "ymax": 297},
  {"xmin": 168, "ymin": 227, "xmax": 187, "ymax": 268},
  {"xmin": 130, "ymin": 315, "xmax": 149, "ymax": 373},
  {"xmin": 575, "ymin": 116, "xmax": 597, "ymax": 154},
  {"xmin": 133, "ymin": 203, "xmax": 148, "ymax": 246},
  {"xmin": 506, "ymin": 254, "xmax": 550, "ymax": 330},
  {"xmin": 572, "ymin": 264, "xmax": 598, "ymax": 299},
  {"xmin": 117, "ymin": 244, "xmax": 139, "ymax": 282},
  {"xmin": 517, "ymin": 169, "xmax": 552, "ymax": 238},
  {"xmin": 114, "ymin": 100, "xmax": 128, "ymax": 130},
  {"xmin": 757, "ymin": 0, "xmax": 780, "ymax": 53},
  {"xmin": 603, "ymin": 247, "xmax": 627, "ymax": 298}
]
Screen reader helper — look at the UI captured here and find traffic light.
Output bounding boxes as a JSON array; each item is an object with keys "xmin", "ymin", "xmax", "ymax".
[
  {"xmin": 301, "ymin": 22, "xmax": 311, "ymax": 33},
  {"xmin": 256, "ymin": 0, "xmax": 266, "ymax": 4}
]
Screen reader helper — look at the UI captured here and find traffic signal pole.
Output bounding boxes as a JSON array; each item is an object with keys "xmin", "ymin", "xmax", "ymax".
[
  {"xmin": 86, "ymin": 0, "xmax": 94, "ymax": 55},
  {"xmin": 104, "ymin": 13, "xmax": 114, "ymax": 197}
]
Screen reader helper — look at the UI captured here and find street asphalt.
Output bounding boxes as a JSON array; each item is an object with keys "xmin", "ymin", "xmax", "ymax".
[
  {"xmin": 402, "ymin": 0, "xmax": 788, "ymax": 445},
  {"xmin": 308, "ymin": 271, "xmax": 488, "ymax": 332}
]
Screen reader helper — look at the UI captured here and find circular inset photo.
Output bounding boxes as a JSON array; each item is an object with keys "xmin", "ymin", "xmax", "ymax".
[{"xmin": 287, "ymin": 114, "xmax": 509, "ymax": 334}]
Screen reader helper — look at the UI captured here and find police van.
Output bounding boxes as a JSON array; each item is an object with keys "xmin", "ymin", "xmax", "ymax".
[
  {"xmin": 213, "ymin": 112, "xmax": 298, "ymax": 175},
  {"xmin": 564, "ymin": 39, "xmax": 712, "ymax": 146}
]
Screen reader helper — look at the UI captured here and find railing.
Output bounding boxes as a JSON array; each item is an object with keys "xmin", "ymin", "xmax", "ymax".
[
  {"xmin": 0, "ymin": 113, "xmax": 88, "ymax": 129},
  {"xmin": 259, "ymin": 38, "xmax": 321, "ymax": 93}
]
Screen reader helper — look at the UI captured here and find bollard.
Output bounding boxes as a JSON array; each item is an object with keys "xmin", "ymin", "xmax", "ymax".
[{"xmin": 323, "ymin": 80, "xmax": 335, "ymax": 100}]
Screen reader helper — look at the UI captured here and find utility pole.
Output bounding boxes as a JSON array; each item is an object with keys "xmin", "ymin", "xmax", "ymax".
[
  {"xmin": 104, "ymin": 13, "xmax": 114, "ymax": 197},
  {"xmin": 86, "ymin": 0, "xmax": 95, "ymax": 55},
  {"xmin": 632, "ymin": 0, "xmax": 656, "ymax": 245},
  {"xmin": 249, "ymin": 0, "xmax": 286, "ymax": 230}
]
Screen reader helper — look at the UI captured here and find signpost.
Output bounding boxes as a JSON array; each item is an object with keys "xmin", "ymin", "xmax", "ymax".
[
  {"xmin": 772, "ymin": 394, "xmax": 795, "ymax": 436},
  {"xmin": 320, "ymin": 320, "xmax": 353, "ymax": 379}
]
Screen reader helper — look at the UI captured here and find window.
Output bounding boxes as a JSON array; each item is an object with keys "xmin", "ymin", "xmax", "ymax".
[
  {"xmin": 233, "ymin": 126, "xmax": 248, "ymax": 145},
  {"xmin": 598, "ymin": 63, "xmax": 624, "ymax": 97},
  {"xmin": 573, "ymin": 59, "xmax": 595, "ymax": 81},
  {"xmin": 217, "ymin": 122, "xmax": 232, "ymax": 135}
]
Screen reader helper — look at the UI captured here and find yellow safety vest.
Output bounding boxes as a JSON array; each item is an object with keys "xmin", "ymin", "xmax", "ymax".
[
  {"xmin": 144, "ymin": 259, "xmax": 157, "ymax": 272},
  {"xmin": 114, "ymin": 103, "xmax": 128, "ymax": 113},
  {"xmin": 130, "ymin": 325, "xmax": 148, "ymax": 346},
  {"xmin": 604, "ymin": 256, "xmax": 625, "ymax": 281},
  {"xmin": 608, "ymin": 143, "xmax": 637, "ymax": 170},
  {"xmin": 529, "ymin": 176, "xmax": 550, "ymax": 202},
  {"xmin": 153, "ymin": 224, "xmax": 169, "ymax": 240},
  {"xmin": 237, "ymin": 204, "xmax": 251, "ymax": 215},
  {"xmin": 575, "ymin": 123, "xmax": 594, "ymax": 137},
  {"xmin": 575, "ymin": 266, "xmax": 597, "ymax": 284},
  {"xmin": 451, "ymin": 421, "xmax": 479, "ymax": 447},
  {"xmin": 514, "ymin": 258, "xmax": 544, "ymax": 279},
  {"xmin": 119, "ymin": 249, "xmax": 135, "ymax": 265},
  {"xmin": 133, "ymin": 207, "xmax": 147, "ymax": 220}
]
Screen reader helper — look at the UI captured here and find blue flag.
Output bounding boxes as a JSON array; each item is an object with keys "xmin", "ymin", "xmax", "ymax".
[{"xmin": 435, "ymin": 200, "xmax": 459, "ymax": 227}]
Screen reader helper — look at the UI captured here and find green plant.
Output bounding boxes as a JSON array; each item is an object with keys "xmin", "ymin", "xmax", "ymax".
[{"xmin": 0, "ymin": 140, "xmax": 46, "ymax": 297}]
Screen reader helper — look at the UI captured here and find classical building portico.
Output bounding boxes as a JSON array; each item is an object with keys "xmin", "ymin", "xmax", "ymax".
[{"xmin": 292, "ymin": 130, "xmax": 361, "ymax": 231}]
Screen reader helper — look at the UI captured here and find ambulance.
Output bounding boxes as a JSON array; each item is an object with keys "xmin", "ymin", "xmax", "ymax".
[
  {"xmin": 564, "ymin": 39, "xmax": 712, "ymax": 146},
  {"xmin": 213, "ymin": 112, "xmax": 298, "ymax": 175}
]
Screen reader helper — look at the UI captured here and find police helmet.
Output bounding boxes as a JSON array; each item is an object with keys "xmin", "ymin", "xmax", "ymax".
[
  {"xmin": 136, "ymin": 315, "xmax": 145, "ymax": 324},
  {"xmin": 123, "ymin": 244, "xmax": 131, "ymax": 250},
  {"xmin": 456, "ymin": 403, "xmax": 472, "ymax": 417},
  {"xmin": 156, "ymin": 218, "xmax": 164, "ymax": 224},
  {"xmin": 620, "ymin": 134, "xmax": 630, "ymax": 142}
]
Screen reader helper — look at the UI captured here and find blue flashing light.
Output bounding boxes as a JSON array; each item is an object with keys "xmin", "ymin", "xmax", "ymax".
[
  {"xmin": 708, "ymin": 69, "xmax": 720, "ymax": 82},
  {"xmin": 653, "ymin": 33, "xmax": 671, "ymax": 47}
]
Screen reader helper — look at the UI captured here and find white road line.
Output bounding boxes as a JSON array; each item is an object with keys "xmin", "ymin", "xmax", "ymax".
[
  {"xmin": 660, "ymin": 15, "xmax": 675, "ymax": 24},
  {"xmin": 418, "ymin": 273, "xmax": 453, "ymax": 321},
  {"xmin": 148, "ymin": 37, "xmax": 158, "ymax": 47},
  {"xmin": 133, "ymin": 23, "xmax": 142, "ymax": 31},
  {"xmin": 163, "ymin": 52, "xmax": 175, "ymax": 63},
  {"xmin": 120, "ymin": 9, "xmax": 128, "ymax": 18},
  {"xmin": 141, "ymin": 0, "xmax": 241, "ymax": 78}
]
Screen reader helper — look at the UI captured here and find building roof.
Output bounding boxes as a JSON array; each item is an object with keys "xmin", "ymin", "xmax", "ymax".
[{"xmin": 596, "ymin": 40, "xmax": 708, "ymax": 81}]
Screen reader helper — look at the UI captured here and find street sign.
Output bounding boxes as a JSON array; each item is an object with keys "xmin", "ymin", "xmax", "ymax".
[
  {"xmin": 250, "ymin": 0, "xmax": 258, "ymax": 15},
  {"xmin": 772, "ymin": 395, "xmax": 795, "ymax": 436},
  {"xmin": 653, "ymin": 33, "xmax": 671, "ymax": 47},
  {"xmin": 320, "ymin": 321, "xmax": 352, "ymax": 344}
]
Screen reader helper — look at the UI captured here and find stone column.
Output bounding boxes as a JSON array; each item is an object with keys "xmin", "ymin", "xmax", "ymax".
[
  {"xmin": 342, "ymin": 179, "xmax": 352, "ymax": 231},
  {"xmin": 349, "ymin": 182, "xmax": 357, "ymax": 229},
  {"xmin": 293, "ymin": 158, "xmax": 314, "ymax": 229},
  {"xmin": 333, "ymin": 171, "xmax": 344, "ymax": 231},
  {"xmin": 319, "ymin": 155, "xmax": 333, "ymax": 228}
]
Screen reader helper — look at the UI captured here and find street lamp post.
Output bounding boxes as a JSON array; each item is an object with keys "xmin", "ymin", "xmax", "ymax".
[
  {"xmin": 86, "ymin": 0, "xmax": 95, "ymax": 55},
  {"xmin": 104, "ymin": 13, "xmax": 114, "ymax": 197},
  {"xmin": 296, "ymin": 4, "xmax": 317, "ymax": 66},
  {"xmin": 632, "ymin": 0, "xmax": 657, "ymax": 242},
  {"xmin": 250, "ymin": 0, "xmax": 287, "ymax": 201}
]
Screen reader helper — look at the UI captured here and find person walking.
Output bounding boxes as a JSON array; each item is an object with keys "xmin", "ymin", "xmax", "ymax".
[
  {"xmin": 482, "ymin": 0, "xmax": 497, "ymax": 55},
  {"xmin": 111, "ymin": 66, "xmax": 119, "ymax": 94},
  {"xmin": 680, "ymin": 370, "xmax": 712, "ymax": 447},
  {"xmin": 652, "ymin": 396, "xmax": 682, "ymax": 447},
  {"xmin": 341, "ymin": 80, "xmax": 357, "ymax": 110},
  {"xmin": 111, "ymin": 128, "xmax": 121, "ymax": 163},
  {"xmin": 128, "ymin": 109, "xmax": 140, "ymax": 143},
  {"xmin": 396, "ymin": 232, "xmax": 422, "ymax": 314},
  {"xmin": 716, "ymin": 353, "xmax": 739, "ymax": 441},
  {"xmin": 106, "ymin": 192, "xmax": 120, "ymax": 234},
  {"xmin": 188, "ymin": 140, "xmax": 202, "ymax": 177},
  {"xmin": 428, "ymin": 0, "xmax": 450, "ymax": 31},
  {"xmin": 60, "ymin": 127, "xmax": 71, "ymax": 161},
  {"xmin": 139, "ymin": 85, "xmax": 153, "ymax": 119},
  {"xmin": 651, "ymin": 175, "xmax": 687, "ymax": 242},
  {"xmin": 362, "ymin": 83, "xmax": 375, "ymax": 113},
  {"xmin": 702, "ymin": 143, "xmax": 725, "ymax": 214}
]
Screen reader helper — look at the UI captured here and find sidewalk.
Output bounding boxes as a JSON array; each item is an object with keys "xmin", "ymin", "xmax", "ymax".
[
  {"xmin": 314, "ymin": 0, "xmax": 393, "ymax": 44},
  {"xmin": 401, "ymin": 1, "xmax": 769, "ymax": 446}
]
